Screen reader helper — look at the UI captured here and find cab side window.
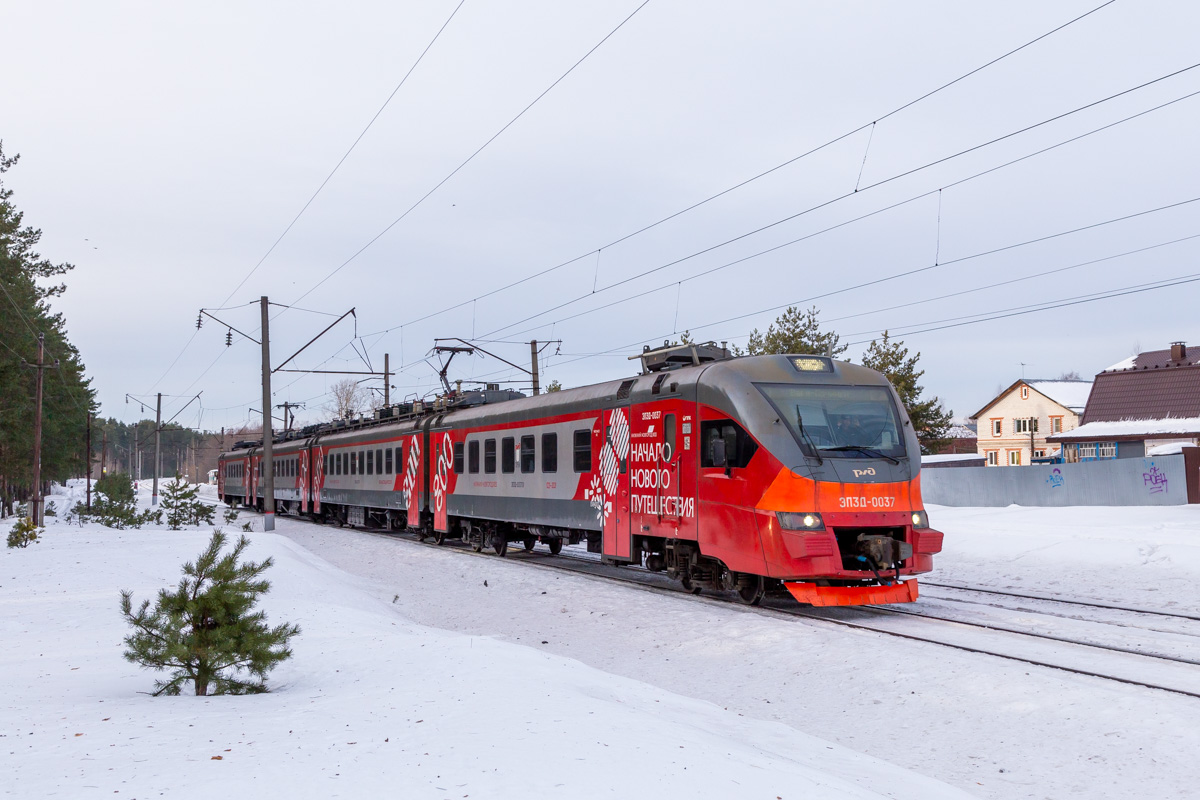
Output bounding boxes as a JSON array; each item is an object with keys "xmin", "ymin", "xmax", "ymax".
[{"xmin": 700, "ymin": 419, "xmax": 758, "ymax": 469}]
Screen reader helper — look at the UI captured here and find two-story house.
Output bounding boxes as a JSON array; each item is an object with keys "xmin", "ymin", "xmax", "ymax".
[{"xmin": 969, "ymin": 379, "xmax": 1091, "ymax": 466}]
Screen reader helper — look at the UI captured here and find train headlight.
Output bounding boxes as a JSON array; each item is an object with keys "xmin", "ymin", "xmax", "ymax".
[
  {"xmin": 910, "ymin": 510, "xmax": 929, "ymax": 528},
  {"xmin": 778, "ymin": 511, "xmax": 825, "ymax": 531}
]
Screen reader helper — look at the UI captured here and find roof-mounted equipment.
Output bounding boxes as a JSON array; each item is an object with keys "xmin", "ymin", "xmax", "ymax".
[{"xmin": 632, "ymin": 340, "xmax": 733, "ymax": 374}]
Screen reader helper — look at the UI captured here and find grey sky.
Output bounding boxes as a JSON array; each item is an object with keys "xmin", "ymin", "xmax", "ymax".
[{"xmin": 3, "ymin": 0, "xmax": 1198, "ymax": 430}]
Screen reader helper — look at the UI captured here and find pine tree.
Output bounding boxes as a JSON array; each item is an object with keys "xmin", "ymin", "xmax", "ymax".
[
  {"xmin": 860, "ymin": 331, "xmax": 952, "ymax": 454},
  {"xmin": 161, "ymin": 474, "xmax": 214, "ymax": 529},
  {"xmin": 741, "ymin": 306, "xmax": 847, "ymax": 357},
  {"xmin": 120, "ymin": 530, "xmax": 300, "ymax": 696}
]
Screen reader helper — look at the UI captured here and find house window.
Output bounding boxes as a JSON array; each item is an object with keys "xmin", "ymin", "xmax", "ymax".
[
  {"xmin": 1008, "ymin": 450, "xmax": 1021, "ymax": 466},
  {"xmin": 484, "ymin": 439, "xmax": 497, "ymax": 474},
  {"xmin": 1080, "ymin": 443, "xmax": 1097, "ymax": 459},
  {"xmin": 1014, "ymin": 418, "xmax": 1038, "ymax": 434},
  {"xmin": 1034, "ymin": 449, "xmax": 1046, "ymax": 458},
  {"xmin": 1051, "ymin": 417, "xmax": 1063, "ymax": 433},
  {"xmin": 468, "ymin": 440, "xmax": 480, "ymax": 474},
  {"xmin": 501, "ymin": 436, "xmax": 516, "ymax": 473},
  {"xmin": 520, "ymin": 435, "xmax": 536, "ymax": 473},
  {"xmin": 453, "ymin": 442, "xmax": 464, "ymax": 474},
  {"xmin": 986, "ymin": 451, "xmax": 999, "ymax": 466},
  {"xmin": 991, "ymin": 419, "xmax": 1002, "ymax": 437},
  {"xmin": 1098, "ymin": 442, "xmax": 1117, "ymax": 459},
  {"xmin": 573, "ymin": 429, "xmax": 592, "ymax": 472},
  {"xmin": 1020, "ymin": 386, "xmax": 1029, "ymax": 399},
  {"xmin": 542, "ymin": 433, "xmax": 557, "ymax": 473}
]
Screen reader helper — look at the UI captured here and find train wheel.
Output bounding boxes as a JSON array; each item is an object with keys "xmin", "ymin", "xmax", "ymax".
[
  {"xmin": 470, "ymin": 534, "xmax": 483, "ymax": 552},
  {"xmin": 680, "ymin": 573, "xmax": 702, "ymax": 595},
  {"xmin": 547, "ymin": 538, "xmax": 563, "ymax": 555},
  {"xmin": 736, "ymin": 575, "xmax": 766, "ymax": 606},
  {"xmin": 523, "ymin": 536, "xmax": 535, "ymax": 551},
  {"xmin": 434, "ymin": 527, "xmax": 446, "ymax": 546},
  {"xmin": 493, "ymin": 536, "xmax": 508, "ymax": 557}
]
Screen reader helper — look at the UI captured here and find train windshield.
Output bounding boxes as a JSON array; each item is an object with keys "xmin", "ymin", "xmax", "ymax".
[{"xmin": 757, "ymin": 383, "xmax": 906, "ymax": 460}]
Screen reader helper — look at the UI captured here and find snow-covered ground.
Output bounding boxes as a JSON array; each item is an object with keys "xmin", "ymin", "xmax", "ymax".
[
  {"xmin": 929, "ymin": 503, "xmax": 1200, "ymax": 614},
  {"xmin": 3, "ymin": 482, "xmax": 971, "ymax": 799}
]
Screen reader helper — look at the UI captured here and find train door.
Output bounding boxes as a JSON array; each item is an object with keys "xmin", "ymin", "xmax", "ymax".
[
  {"xmin": 600, "ymin": 404, "xmax": 633, "ymax": 561},
  {"xmin": 432, "ymin": 429, "xmax": 453, "ymax": 534},
  {"xmin": 404, "ymin": 433, "xmax": 422, "ymax": 529},
  {"xmin": 311, "ymin": 444, "xmax": 324, "ymax": 514},
  {"xmin": 299, "ymin": 448, "xmax": 310, "ymax": 513},
  {"xmin": 695, "ymin": 405, "xmax": 769, "ymax": 576},
  {"xmin": 627, "ymin": 400, "xmax": 696, "ymax": 542},
  {"xmin": 247, "ymin": 454, "xmax": 258, "ymax": 506}
]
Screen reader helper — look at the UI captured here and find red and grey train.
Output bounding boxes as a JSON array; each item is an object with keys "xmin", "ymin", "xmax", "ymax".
[{"xmin": 218, "ymin": 344, "xmax": 943, "ymax": 606}]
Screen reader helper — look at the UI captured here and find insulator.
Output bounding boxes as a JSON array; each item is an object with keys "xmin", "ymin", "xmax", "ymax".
[
  {"xmin": 196, "ymin": 312, "xmax": 203, "ymax": 329},
  {"xmin": 225, "ymin": 329, "xmax": 233, "ymax": 347}
]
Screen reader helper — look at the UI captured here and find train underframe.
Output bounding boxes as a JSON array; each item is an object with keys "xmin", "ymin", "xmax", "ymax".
[{"xmin": 223, "ymin": 492, "xmax": 919, "ymax": 607}]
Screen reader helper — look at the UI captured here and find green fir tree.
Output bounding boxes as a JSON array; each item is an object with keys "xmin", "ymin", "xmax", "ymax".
[
  {"xmin": 860, "ymin": 331, "xmax": 952, "ymax": 454},
  {"xmin": 741, "ymin": 306, "xmax": 847, "ymax": 358},
  {"xmin": 161, "ymin": 474, "xmax": 214, "ymax": 529},
  {"xmin": 120, "ymin": 530, "xmax": 300, "ymax": 696}
]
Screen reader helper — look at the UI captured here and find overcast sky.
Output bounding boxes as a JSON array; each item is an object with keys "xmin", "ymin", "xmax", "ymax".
[{"xmin": 3, "ymin": 0, "xmax": 1199, "ymax": 431}]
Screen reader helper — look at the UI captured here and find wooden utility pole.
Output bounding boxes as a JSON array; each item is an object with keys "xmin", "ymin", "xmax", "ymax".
[
  {"xmin": 24, "ymin": 332, "xmax": 58, "ymax": 526},
  {"xmin": 530, "ymin": 339, "xmax": 540, "ymax": 395},
  {"xmin": 261, "ymin": 296, "xmax": 275, "ymax": 531},
  {"xmin": 86, "ymin": 412, "xmax": 92, "ymax": 512},
  {"xmin": 152, "ymin": 393, "xmax": 162, "ymax": 506}
]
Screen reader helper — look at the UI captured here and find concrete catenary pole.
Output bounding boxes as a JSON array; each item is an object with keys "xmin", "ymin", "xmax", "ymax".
[
  {"xmin": 152, "ymin": 393, "xmax": 162, "ymax": 506},
  {"xmin": 530, "ymin": 339, "xmax": 540, "ymax": 396},
  {"xmin": 384, "ymin": 352, "xmax": 390, "ymax": 406},
  {"xmin": 261, "ymin": 296, "xmax": 275, "ymax": 531}
]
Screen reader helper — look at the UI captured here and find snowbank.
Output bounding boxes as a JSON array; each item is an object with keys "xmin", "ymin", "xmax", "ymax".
[
  {"xmin": 2, "ymin": 518, "xmax": 971, "ymax": 799},
  {"xmin": 928, "ymin": 503, "xmax": 1200, "ymax": 613}
]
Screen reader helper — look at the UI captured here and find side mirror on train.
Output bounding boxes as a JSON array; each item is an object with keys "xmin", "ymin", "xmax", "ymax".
[{"xmin": 711, "ymin": 438, "xmax": 727, "ymax": 468}]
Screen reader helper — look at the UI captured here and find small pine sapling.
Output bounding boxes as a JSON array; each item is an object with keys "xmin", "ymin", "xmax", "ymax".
[
  {"xmin": 161, "ymin": 474, "xmax": 215, "ymax": 529},
  {"xmin": 222, "ymin": 505, "xmax": 240, "ymax": 524},
  {"xmin": 7, "ymin": 516, "xmax": 41, "ymax": 548},
  {"xmin": 120, "ymin": 530, "xmax": 300, "ymax": 696}
]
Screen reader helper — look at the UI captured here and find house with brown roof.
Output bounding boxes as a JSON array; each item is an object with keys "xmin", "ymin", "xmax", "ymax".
[
  {"xmin": 969, "ymin": 379, "xmax": 1091, "ymax": 466},
  {"xmin": 1046, "ymin": 341, "xmax": 1200, "ymax": 461}
]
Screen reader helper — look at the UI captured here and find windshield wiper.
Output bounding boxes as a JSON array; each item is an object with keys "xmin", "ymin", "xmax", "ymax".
[
  {"xmin": 795, "ymin": 409, "xmax": 823, "ymax": 465},
  {"xmin": 820, "ymin": 445, "xmax": 900, "ymax": 465}
]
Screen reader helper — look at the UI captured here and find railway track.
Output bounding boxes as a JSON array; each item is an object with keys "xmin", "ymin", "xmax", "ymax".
[
  {"xmin": 332, "ymin": 523, "xmax": 1200, "ymax": 702},
  {"xmin": 921, "ymin": 580, "xmax": 1200, "ymax": 623}
]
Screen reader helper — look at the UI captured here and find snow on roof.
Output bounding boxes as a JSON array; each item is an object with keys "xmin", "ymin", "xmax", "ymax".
[
  {"xmin": 1026, "ymin": 380, "xmax": 1092, "ymax": 412},
  {"xmin": 921, "ymin": 453, "xmax": 984, "ymax": 463},
  {"xmin": 1048, "ymin": 416, "xmax": 1200, "ymax": 440},
  {"xmin": 1147, "ymin": 442, "xmax": 1189, "ymax": 456},
  {"xmin": 1105, "ymin": 355, "xmax": 1137, "ymax": 372},
  {"xmin": 946, "ymin": 424, "xmax": 976, "ymax": 439}
]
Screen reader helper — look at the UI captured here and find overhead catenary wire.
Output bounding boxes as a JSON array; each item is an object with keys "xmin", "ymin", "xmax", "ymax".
[
  {"xmin": 348, "ymin": 1, "xmax": 1120, "ymax": 346},
  {"xmin": 493, "ymin": 85, "xmax": 1200, "ymax": 343},
  {"xmin": 478, "ymin": 61, "xmax": 1200, "ymax": 340},
  {"xmin": 285, "ymin": 0, "xmax": 654, "ymax": 310}
]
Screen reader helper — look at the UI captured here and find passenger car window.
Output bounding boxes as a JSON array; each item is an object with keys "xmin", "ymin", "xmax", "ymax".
[
  {"xmin": 385, "ymin": 448, "xmax": 393, "ymax": 474},
  {"xmin": 700, "ymin": 419, "xmax": 758, "ymax": 469},
  {"xmin": 502, "ymin": 436, "xmax": 515, "ymax": 473},
  {"xmin": 484, "ymin": 439, "xmax": 496, "ymax": 474},
  {"xmin": 542, "ymin": 432, "xmax": 557, "ymax": 473},
  {"xmin": 573, "ymin": 429, "xmax": 591, "ymax": 472},
  {"xmin": 453, "ymin": 442, "xmax": 464, "ymax": 474},
  {"xmin": 366, "ymin": 450, "xmax": 374, "ymax": 475},
  {"xmin": 468, "ymin": 440, "xmax": 479, "ymax": 473},
  {"xmin": 520, "ymin": 435, "xmax": 535, "ymax": 473}
]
